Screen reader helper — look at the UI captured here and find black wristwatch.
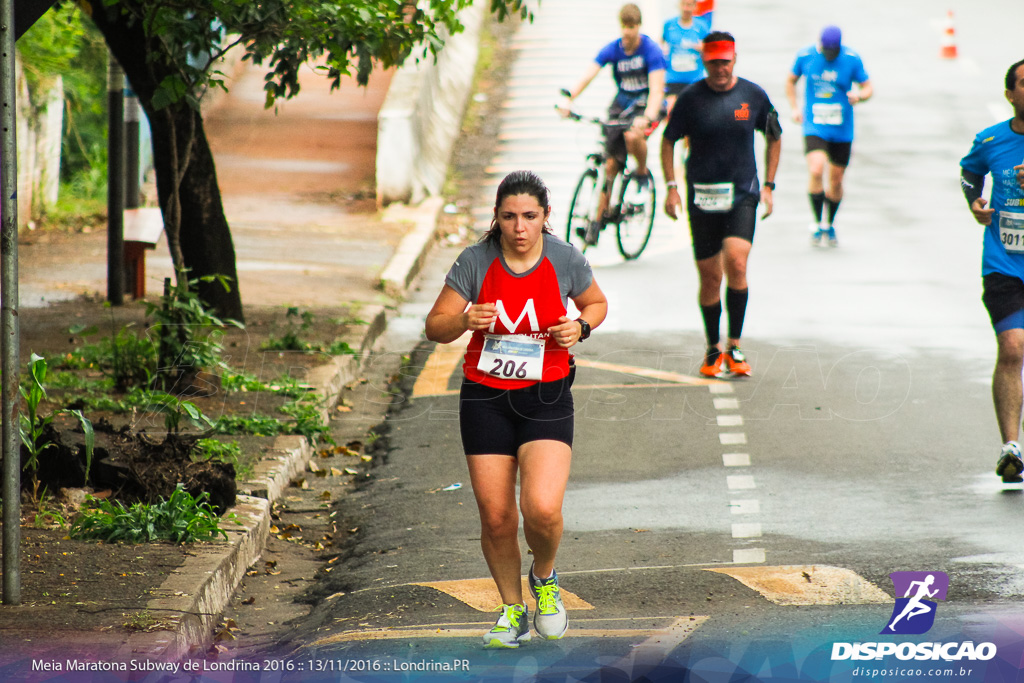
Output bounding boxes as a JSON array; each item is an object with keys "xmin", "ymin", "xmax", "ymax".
[
  {"xmin": 763, "ymin": 181, "xmax": 776, "ymax": 190},
  {"xmin": 576, "ymin": 318, "xmax": 591, "ymax": 342}
]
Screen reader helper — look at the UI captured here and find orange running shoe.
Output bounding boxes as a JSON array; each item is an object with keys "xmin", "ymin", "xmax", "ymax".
[
  {"xmin": 700, "ymin": 348, "xmax": 725, "ymax": 377},
  {"xmin": 726, "ymin": 346, "xmax": 751, "ymax": 376}
]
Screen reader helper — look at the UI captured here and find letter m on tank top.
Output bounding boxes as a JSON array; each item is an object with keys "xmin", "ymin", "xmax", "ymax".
[{"xmin": 490, "ymin": 299, "xmax": 539, "ymax": 333}]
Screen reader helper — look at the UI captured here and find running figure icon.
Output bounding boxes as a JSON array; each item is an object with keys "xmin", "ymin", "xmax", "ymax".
[{"xmin": 887, "ymin": 574, "xmax": 938, "ymax": 632}]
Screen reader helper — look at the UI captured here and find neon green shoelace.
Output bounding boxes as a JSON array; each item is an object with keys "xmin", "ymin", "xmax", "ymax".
[
  {"xmin": 492, "ymin": 604, "xmax": 522, "ymax": 632},
  {"xmin": 536, "ymin": 584, "xmax": 559, "ymax": 615}
]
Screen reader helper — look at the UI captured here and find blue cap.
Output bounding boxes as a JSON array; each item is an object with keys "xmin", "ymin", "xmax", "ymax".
[{"xmin": 821, "ymin": 25, "xmax": 842, "ymax": 49}]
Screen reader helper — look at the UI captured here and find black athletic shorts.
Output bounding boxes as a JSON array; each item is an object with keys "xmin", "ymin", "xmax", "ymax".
[
  {"xmin": 982, "ymin": 272, "xmax": 1024, "ymax": 332},
  {"xmin": 459, "ymin": 367, "xmax": 575, "ymax": 456},
  {"xmin": 686, "ymin": 194, "xmax": 758, "ymax": 261},
  {"xmin": 604, "ymin": 101, "xmax": 662, "ymax": 166},
  {"xmin": 804, "ymin": 135, "xmax": 852, "ymax": 167}
]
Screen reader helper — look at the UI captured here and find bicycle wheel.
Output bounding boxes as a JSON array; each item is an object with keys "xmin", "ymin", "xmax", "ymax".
[
  {"xmin": 616, "ymin": 171, "xmax": 656, "ymax": 260},
  {"xmin": 567, "ymin": 169, "xmax": 599, "ymax": 250}
]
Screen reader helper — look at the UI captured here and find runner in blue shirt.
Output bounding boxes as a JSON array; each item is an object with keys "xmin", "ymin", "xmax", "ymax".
[
  {"xmin": 559, "ymin": 3, "xmax": 665, "ymax": 244},
  {"xmin": 785, "ymin": 25, "xmax": 872, "ymax": 247},
  {"xmin": 959, "ymin": 57, "xmax": 1024, "ymax": 483},
  {"xmin": 661, "ymin": 0, "xmax": 710, "ymax": 116}
]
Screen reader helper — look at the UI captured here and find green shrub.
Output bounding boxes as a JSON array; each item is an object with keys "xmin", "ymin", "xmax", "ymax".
[{"xmin": 69, "ymin": 485, "xmax": 228, "ymax": 544}]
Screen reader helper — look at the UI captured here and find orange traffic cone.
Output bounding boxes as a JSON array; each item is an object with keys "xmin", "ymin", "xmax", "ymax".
[{"xmin": 940, "ymin": 10, "xmax": 958, "ymax": 59}]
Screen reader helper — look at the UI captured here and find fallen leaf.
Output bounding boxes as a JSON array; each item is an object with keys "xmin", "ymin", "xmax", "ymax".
[
  {"xmin": 265, "ymin": 560, "xmax": 278, "ymax": 569},
  {"xmin": 315, "ymin": 470, "xmax": 328, "ymax": 478},
  {"xmin": 336, "ymin": 405, "xmax": 353, "ymax": 413},
  {"xmin": 330, "ymin": 467, "xmax": 343, "ymax": 476},
  {"xmin": 344, "ymin": 467, "xmax": 358, "ymax": 475},
  {"xmin": 214, "ymin": 628, "xmax": 235, "ymax": 642},
  {"xmin": 241, "ymin": 597, "xmax": 256, "ymax": 605},
  {"xmin": 320, "ymin": 491, "xmax": 331, "ymax": 500},
  {"xmin": 308, "ymin": 460, "xmax": 322, "ymax": 473}
]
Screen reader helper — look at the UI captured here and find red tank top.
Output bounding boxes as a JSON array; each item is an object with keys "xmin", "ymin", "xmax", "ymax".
[{"xmin": 462, "ymin": 257, "xmax": 571, "ymax": 389}]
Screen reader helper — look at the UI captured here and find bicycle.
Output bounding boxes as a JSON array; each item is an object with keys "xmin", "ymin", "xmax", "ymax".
[{"xmin": 558, "ymin": 96, "xmax": 656, "ymax": 260}]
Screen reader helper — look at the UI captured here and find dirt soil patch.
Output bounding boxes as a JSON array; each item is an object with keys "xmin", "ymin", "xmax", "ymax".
[{"xmin": 0, "ymin": 296, "xmax": 361, "ymax": 643}]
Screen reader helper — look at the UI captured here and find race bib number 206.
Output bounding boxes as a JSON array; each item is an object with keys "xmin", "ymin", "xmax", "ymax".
[{"xmin": 477, "ymin": 334, "xmax": 545, "ymax": 381}]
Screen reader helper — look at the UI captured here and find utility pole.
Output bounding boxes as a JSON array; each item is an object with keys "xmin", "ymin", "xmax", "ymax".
[
  {"xmin": 124, "ymin": 79, "xmax": 140, "ymax": 210},
  {"xmin": 1, "ymin": 0, "xmax": 22, "ymax": 605},
  {"xmin": 107, "ymin": 54, "xmax": 125, "ymax": 305}
]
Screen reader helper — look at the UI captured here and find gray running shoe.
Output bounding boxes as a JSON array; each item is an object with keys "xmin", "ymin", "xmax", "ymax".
[
  {"xmin": 528, "ymin": 565, "xmax": 568, "ymax": 639},
  {"xmin": 482, "ymin": 603, "xmax": 531, "ymax": 649},
  {"xmin": 996, "ymin": 441, "xmax": 1024, "ymax": 483}
]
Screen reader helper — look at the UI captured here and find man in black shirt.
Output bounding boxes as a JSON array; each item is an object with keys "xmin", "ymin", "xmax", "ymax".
[{"xmin": 659, "ymin": 31, "xmax": 781, "ymax": 377}]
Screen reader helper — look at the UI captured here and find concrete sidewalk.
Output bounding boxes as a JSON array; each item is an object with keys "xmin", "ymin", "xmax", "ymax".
[
  {"xmin": 19, "ymin": 59, "xmax": 436, "ymax": 311},
  {"xmin": 9, "ymin": 58, "xmax": 445, "ymax": 662}
]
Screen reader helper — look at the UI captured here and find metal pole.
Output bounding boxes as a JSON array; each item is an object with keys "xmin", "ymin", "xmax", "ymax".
[
  {"xmin": 124, "ymin": 79, "xmax": 139, "ymax": 210},
  {"xmin": 106, "ymin": 54, "xmax": 124, "ymax": 305},
  {"xmin": 1, "ymin": 0, "xmax": 22, "ymax": 605}
]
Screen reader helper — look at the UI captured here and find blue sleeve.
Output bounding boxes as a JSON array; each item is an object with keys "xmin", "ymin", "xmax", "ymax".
[
  {"xmin": 662, "ymin": 18, "xmax": 672, "ymax": 43},
  {"xmin": 643, "ymin": 36, "xmax": 666, "ymax": 71},
  {"xmin": 595, "ymin": 40, "xmax": 618, "ymax": 66},
  {"xmin": 853, "ymin": 55, "xmax": 869, "ymax": 83},
  {"xmin": 695, "ymin": 15, "xmax": 711, "ymax": 36},
  {"xmin": 960, "ymin": 133, "xmax": 989, "ymax": 176},
  {"xmin": 791, "ymin": 53, "xmax": 805, "ymax": 77}
]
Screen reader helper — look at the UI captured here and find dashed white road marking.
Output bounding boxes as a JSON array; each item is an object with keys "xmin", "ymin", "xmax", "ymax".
[
  {"xmin": 732, "ymin": 548, "xmax": 767, "ymax": 564},
  {"xmin": 719, "ymin": 432, "xmax": 747, "ymax": 445},
  {"xmin": 727, "ymin": 475, "xmax": 757, "ymax": 490},
  {"xmin": 713, "ymin": 397, "xmax": 740, "ymax": 410},
  {"xmin": 732, "ymin": 522, "xmax": 763, "ymax": 539},
  {"xmin": 716, "ymin": 414, "xmax": 744, "ymax": 427},
  {"xmin": 722, "ymin": 453, "xmax": 751, "ymax": 467}
]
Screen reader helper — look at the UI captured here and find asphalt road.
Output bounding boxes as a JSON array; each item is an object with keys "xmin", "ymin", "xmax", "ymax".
[{"xmin": 271, "ymin": 1, "xmax": 1024, "ymax": 681}]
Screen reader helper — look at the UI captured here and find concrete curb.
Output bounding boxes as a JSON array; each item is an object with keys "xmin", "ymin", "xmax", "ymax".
[
  {"xmin": 122, "ymin": 201, "xmax": 439, "ymax": 662},
  {"xmin": 379, "ymin": 197, "xmax": 446, "ymax": 299}
]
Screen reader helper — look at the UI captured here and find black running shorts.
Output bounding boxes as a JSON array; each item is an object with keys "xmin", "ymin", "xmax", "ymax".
[
  {"xmin": 982, "ymin": 272, "xmax": 1024, "ymax": 332},
  {"xmin": 804, "ymin": 135, "xmax": 852, "ymax": 167},
  {"xmin": 459, "ymin": 368, "xmax": 575, "ymax": 456},
  {"xmin": 686, "ymin": 195, "xmax": 758, "ymax": 261}
]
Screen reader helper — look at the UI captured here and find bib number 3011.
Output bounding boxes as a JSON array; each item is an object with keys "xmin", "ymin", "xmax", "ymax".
[
  {"xmin": 477, "ymin": 335, "xmax": 545, "ymax": 381},
  {"xmin": 999, "ymin": 210, "xmax": 1024, "ymax": 254}
]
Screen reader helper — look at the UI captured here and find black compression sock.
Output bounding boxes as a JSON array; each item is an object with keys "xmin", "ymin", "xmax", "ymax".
[
  {"xmin": 726, "ymin": 287, "xmax": 748, "ymax": 341},
  {"xmin": 701, "ymin": 301, "xmax": 722, "ymax": 349},
  {"xmin": 825, "ymin": 197, "xmax": 842, "ymax": 226},
  {"xmin": 810, "ymin": 192, "xmax": 825, "ymax": 223}
]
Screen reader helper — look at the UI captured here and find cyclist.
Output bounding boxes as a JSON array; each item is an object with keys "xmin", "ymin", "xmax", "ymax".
[
  {"xmin": 662, "ymin": 0, "xmax": 711, "ymax": 117},
  {"xmin": 425, "ymin": 171, "xmax": 608, "ymax": 647},
  {"xmin": 559, "ymin": 3, "xmax": 666, "ymax": 245},
  {"xmin": 785, "ymin": 25, "xmax": 872, "ymax": 247},
  {"xmin": 959, "ymin": 58, "xmax": 1024, "ymax": 483},
  {"xmin": 659, "ymin": 31, "xmax": 781, "ymax": 378}
]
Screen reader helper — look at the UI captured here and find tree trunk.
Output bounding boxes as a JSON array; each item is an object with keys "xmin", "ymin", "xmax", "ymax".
[{"xmin": 85, "ymin": 2, "xmax": 245, "ymax": 323}]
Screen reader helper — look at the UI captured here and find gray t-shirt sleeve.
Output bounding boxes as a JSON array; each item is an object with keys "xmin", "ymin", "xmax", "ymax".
[
  {"xmin": 443, "ymin": 243, "xmax": 494, "ymax": 302},
  {"xmin": 545, "ymin": 235, "xmax": 594, "ymax": 303}
]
